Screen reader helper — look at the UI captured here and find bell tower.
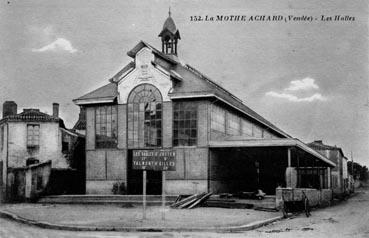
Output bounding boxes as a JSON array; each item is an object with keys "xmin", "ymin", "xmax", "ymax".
[{"xmin": 158, "ymin": 8, "xmax": 181, "ymax": 55}]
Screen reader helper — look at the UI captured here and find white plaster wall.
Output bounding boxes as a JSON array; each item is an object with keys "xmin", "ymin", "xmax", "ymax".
[
  {"xmin": 342, "ymin": 158, "xmax": 348, "ymax": 179},
  {"xmin": 117, "ymin": 47, "xmax": 172, "ymax": 104},
  {"xmin": 7, "ymin": 122, "xmax": 68, "ymax": 168},
  {"xmin": 0, "ymin": 124, "xmax": 8, "ymax": 202}
]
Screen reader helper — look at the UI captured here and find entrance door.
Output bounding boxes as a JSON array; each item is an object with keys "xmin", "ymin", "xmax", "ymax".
[{"xmin": 127, "ymin": 150, "xmax": 162, "ymax": 195}]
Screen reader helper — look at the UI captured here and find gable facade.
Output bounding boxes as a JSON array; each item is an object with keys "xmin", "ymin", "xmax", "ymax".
[{"xmin": 74, "ymin": 40, "xmax": 291, "ymax": 195}]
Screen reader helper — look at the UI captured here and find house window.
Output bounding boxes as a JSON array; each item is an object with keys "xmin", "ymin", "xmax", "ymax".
[
  {"xmin": 211, "ymin": 105, "xmax": 226, "ymax": 133},
  {"xmin": 27, "ymin": 124, "xmax": 40, "ymax": 148},
  {"xmin": 127, "ymin": 84, "xmax": 162, "ymax": 148},
  {"xmin": 173, "ymin": 102, "xmax": 197, "ymax": 146},
  {"xmin": 95, "ymin": 105, "xmax": 118, "ymax": 148}
]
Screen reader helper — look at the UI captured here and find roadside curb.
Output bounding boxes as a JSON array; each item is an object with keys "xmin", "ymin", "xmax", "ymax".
[{"xmin": 0, "ymin": 210, "xmax": 284, "ymax": 232}]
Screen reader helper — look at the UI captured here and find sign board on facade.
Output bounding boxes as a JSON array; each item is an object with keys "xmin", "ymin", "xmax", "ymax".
[{"xmin": 132, "ymin": 149, "xmax": 176, "ymax": 171}]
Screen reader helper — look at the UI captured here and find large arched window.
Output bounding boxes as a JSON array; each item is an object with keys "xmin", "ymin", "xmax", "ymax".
[{"xmin": 127, "ymin": 84, "xmax": 162, "ymax": 147}]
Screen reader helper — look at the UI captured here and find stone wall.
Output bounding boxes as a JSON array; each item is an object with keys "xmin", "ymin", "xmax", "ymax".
[
  {"xmin": 6, "ymin": 160, "xmax": 51, "ymax": 202},
  {"xmin": 276, "ymin": 187, "xmax": 333, "ymax": 209}
]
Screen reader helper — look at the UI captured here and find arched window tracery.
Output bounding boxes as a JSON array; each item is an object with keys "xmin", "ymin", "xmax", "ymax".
[{"xmin": 127, "ymin": 84, "xmax": 162, "ymax": 147}]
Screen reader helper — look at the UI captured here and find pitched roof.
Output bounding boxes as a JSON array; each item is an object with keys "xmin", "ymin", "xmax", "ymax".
[
  {"xmin": 127, "ymin": 41, "xmax": 179, "ymax": 64},
  {"xmin": 74, "ymin": 41, "xmax": 290, "ymax": 138},
  {"xmin": 73, "ymin": 83, "xmax": 118, "ymax": 105},
  {"xmin": 162, "ymin": 16, "xmax": 177, "ymax": 34},
  {"xmin": 72, "ymin": 117, "xmax": 86, "ymax": 131},
  {"xmin": 109, "ymin": 61, "xmax": 135, "ymax": 83},
  {"xmin": 158, "ymin": 16, "xmax": 181, "ymax": 39},
  {"xmin": 307, "ymin": 141, "xmax": 345, "ymax": 157},
  {"xmin": 165, "ymin": 63, "xmax": 290, "ymax": 138},
  {"xmin": 209, "ymin": 138, "xmax": 335, "ymax": 167},
  {"xmin": 0, "ymin": 109, "xmax": 60, "ymax": 124}
]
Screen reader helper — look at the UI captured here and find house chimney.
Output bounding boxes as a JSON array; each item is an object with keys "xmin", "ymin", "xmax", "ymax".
[
  {"xmin": 2, "ymin": 101, "xmax": 17, "ymax": 118},
  {"xmin": 52, "ymin": 103, "xmax": 59, "ymax": 118}
]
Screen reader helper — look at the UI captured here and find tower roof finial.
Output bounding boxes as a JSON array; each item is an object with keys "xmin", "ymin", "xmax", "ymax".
[{"xmin": 168, "ymin": 6, "xmax": 171, "ymax": 17}]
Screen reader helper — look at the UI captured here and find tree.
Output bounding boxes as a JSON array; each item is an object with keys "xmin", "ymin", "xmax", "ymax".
[{"xmin": 348, "ymin": 161, "xmax": 369, "ymax": 181}]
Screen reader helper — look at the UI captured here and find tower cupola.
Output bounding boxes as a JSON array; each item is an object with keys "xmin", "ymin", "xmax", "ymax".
[{"xmin": 158, "ymin": 8, "xmax": 181, "ymax": 55}]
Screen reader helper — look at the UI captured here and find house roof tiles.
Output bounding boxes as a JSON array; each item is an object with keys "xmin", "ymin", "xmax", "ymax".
[{"xmin": 0, "ymin": 109, "xmax": 60, "ymax": 124}]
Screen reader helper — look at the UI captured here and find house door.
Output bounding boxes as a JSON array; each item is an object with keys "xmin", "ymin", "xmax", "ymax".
[{"xmin": 127, "ymin": 150, "xmax": 162, "ymax": 195}]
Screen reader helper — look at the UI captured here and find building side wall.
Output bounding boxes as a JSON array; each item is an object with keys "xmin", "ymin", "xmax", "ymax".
[
  {"xmin": 314, "ymin": 148, "xmax": 344, "ymax": 195},
  {"xmin": 165, "ymin": 147, "xmax": 208, "ymax": 194},
  {"xmin": 0, "ymin": 124, "xmax": 8, "ymax": 202},
  {"xmin": 85, "ymin": 149, "xmax": 127, "ymax": 194},
  {"xmin": 85, "ymin": 107, "xmax": 95, "ymax": 151},
  {"xmin": 84, "ymin": 99, "xmax": 211, "ymax": 194},
  {"xmin": 162, "ymin": 101, "xmax": 173, "ymax": 148},
  {"xmin": 85, "ymin": 104, "xmax": 128, "ymax": 194},
  {"xmin": 7, "ymin": 122, "xmax": 68, "ymax": 168},
  {"xmin": 117, "ymin": 104, "xmax": 127, "ymax": 149},
  {"xmin": 209, "ymin": 102, "xmax": 282, "ymax": 142}
]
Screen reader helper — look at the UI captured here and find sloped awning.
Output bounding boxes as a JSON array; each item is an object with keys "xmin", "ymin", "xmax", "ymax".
[
  {"xmin": 209, "ymin": 138, "xmax": 336, "ymax": 167},
  {"xmin": 73, "ymin": 83, "xmax": 118, "ymax": 105}
]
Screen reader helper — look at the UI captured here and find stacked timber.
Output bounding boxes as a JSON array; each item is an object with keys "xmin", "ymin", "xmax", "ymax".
[{"xmin": 171, "ymin": 192, "xmax": 213, "ymax": 209}]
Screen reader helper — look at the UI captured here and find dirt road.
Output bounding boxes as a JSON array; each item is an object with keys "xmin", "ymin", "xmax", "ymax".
[
  {"xmin": 248, "ymin": 186, "xmax": 369, "ymax": 238},
  {"xmin": 1, "ymin": 187, "xmax": 368, "ymax": 237}
]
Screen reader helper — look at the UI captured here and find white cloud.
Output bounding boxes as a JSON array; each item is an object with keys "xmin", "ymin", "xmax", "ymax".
[
  {"xmin": 286, "ymin": 77, "xmax": 319, "ymax": 91},
  {"xmin": 32, "ymin": 38, "xmax": 77, "ymax": 53},
  {"xmin": 266, "ymin": 91, "xmax": 327, "ymax": 102}
]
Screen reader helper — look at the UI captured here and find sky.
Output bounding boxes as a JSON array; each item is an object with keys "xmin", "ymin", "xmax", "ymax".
[{"xmin": 0, "ymin": 0, "xmax": 368, "ymax": 166}]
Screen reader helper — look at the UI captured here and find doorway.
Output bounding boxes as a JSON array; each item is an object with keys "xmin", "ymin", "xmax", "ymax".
[{"xmin": 127, "ymin": 150, "xmax": 162, "ymax": 195}]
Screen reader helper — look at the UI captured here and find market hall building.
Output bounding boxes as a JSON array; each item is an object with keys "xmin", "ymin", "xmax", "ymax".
[{"xmin": 73, "ymin": 13, "xmax": 335, "ymax": 196}]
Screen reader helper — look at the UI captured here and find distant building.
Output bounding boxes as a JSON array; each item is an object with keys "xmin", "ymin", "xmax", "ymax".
[
  {"xmin": 308, "ymin": 140, "xmax": 349, "ymax": 197},
  {"xmin": 0, "ymin": 101, "xmax": 85, "ymax": 202},
  {"xmin": 73, "ymin": 12, "xmax": 335, "ymax": 196},
  {"xmin": 73, "ymin": 107, "xmax": 86, "ymax": 136}
]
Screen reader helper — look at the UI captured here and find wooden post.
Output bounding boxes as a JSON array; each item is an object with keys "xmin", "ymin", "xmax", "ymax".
[
  {"xmin": 287, "ymin": 147, "xmax": 291, "ymax": 167},
  {"xmin": 143, "ymin": 170, "xmax": 147, "ymax": 220},
  {"xmin": 162, "ymin": 171, "xmax": 166, "ymax": 220}
]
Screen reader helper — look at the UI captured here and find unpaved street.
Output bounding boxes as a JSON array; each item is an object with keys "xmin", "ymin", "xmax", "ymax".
[
  {"xmin": 248, "ymin": 186, "xmax": 369, "ymax": 238},
  {"xmin": 1, "ymin": 186, "xmax": 368, "ymax": 238}
]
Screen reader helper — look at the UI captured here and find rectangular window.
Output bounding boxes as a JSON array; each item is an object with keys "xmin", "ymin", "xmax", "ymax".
[
  {"xmin": 173, "ymin": 102, "xmax": 197, "ymax": 146},
  {"xmin": 27, "ymin": 124, "xmax": 40, "ymax": 148},
  {"xmin": 95, "ymin": 105, "xmax": 118, "ymax": 148},
  {"xmin": 128, "ymin": 102, "xmax": 162, "ymax": 148},
  {"xmin": 211, "ymin": 105, "xmax": 226, "ymax": 133},
  {"xmin": 226, "ymin": 112, "xmax": 240, "ymax": 136}
]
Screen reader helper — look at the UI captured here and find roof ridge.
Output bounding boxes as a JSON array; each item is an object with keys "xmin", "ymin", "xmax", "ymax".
[
  {"xmin": 109, "ymin": 61, "xmax": 135, "ymax": 83},
  {"xmin": 0, "ymin": 109, "xmax": 60, "ymax": 124},
  {"xmin": 184, "ymin": 64, "xmax": 243, "ymax": 104}
]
